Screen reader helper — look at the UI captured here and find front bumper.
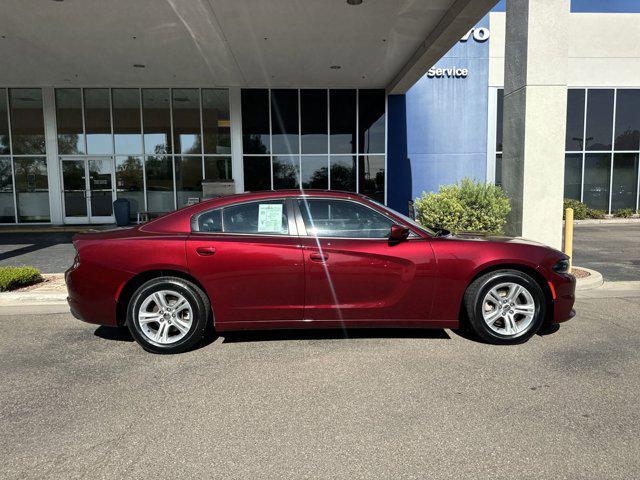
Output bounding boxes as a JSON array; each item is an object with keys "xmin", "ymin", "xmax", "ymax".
[{"xmin": 550, "ymin": 272, "xmax": 576, "ymax": 323}]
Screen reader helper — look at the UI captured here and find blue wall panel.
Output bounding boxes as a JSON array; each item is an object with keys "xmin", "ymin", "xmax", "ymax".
[
  {"xmin": 386, "ymin": 94, "xmax": 410, "ymax": 213},
  {"xmin": 398, "ymin": 15, "xmax": 490, "ymax": 205}
]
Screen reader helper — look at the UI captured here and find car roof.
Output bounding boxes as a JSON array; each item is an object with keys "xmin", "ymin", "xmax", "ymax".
[{"xmin": 140, "ymin": 189, "xmax": 370, "ymax": 233}]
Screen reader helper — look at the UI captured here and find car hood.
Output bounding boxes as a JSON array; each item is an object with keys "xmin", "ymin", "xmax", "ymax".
[{"xmin": 449, "ymin": 231, "xmax": 549, "ymax": 248}]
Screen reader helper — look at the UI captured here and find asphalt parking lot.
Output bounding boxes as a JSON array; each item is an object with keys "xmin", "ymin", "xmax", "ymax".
[
  {"xmin": 572, "ymin": 223, "xmax": 640, "ymax": 281},
  {"xmin": 2, "ymin": 291, "xmax": 639, "ymax": 479}
]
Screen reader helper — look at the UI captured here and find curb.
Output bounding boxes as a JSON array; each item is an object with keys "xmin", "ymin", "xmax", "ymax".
[
  {"xmin": 572, "ymin": 218, "xmax": 640, "ymax": 226},
  {"xmin": 0, "ymin": 292, "xmax": 68, "ymax": 306},
  {"xmin": 574, "ymin": 266, "xmax": 604, "ymax": 291}
]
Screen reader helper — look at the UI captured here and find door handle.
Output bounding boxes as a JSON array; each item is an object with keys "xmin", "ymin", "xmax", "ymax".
[
  {"xmin": 196, "ymin": 246, "xmax": 217, "ymax": 256},
  {"xmin": 309, "ymin": 252, "xmax": 328, "ymax": 262}
]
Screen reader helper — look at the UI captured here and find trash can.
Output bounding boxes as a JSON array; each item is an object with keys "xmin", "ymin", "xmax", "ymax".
[{"xmin": 113, "ymin": 198, "xmax": 130, "ymax": 227}]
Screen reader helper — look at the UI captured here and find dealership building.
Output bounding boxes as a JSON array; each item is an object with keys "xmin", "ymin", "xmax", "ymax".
[{"xmin": 0, "ymin": 0, "xmax": 638, "ymax": 248}]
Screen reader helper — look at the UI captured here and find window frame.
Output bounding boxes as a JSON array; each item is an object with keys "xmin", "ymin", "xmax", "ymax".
[
  {"xmin": 292, "ymin": 196, "xmax": 417, "ymax": 240},
  {"xmin": 190, "ymin": 197, "xmax": 297, "ymax": 237}
]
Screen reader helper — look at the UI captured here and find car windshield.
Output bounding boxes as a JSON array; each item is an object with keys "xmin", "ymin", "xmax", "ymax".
[{"xmin": 366, "ymin": 198, "xmax": 437, "ymax": 236}]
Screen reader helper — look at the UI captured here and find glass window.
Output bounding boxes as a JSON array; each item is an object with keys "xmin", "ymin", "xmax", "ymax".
[
  {"xmin": 241, "ymin": 89, "xmax": 270, "ymax": 154},
  {"xmin": 301, "ymin": 155, "xmax": 328, "ymax": 189},
  {"xmin": 172, "ymin": 89, "xmax": 201, "ymax": 154},
  {"xmin": 113, "ymin": 89, "xmax": 142, "ymax": 154},
  {"xmin": 243, "ymin": 156, "xmax": 271, "ymax": 191},
  {"xmin": 329, "ymin": 156, "xmax": 356, "ymax": 191},
  {"xmin": 143, "ymin": 89, "xmax": 172, "ymax": 155},
  {"xmin": 0, "ymin": 89, "xmax": 8, "ymax": 154},
  {"xmin": 585, "ymin": 89, "xmax": 614, "ymax": 151},
  {"xmin": 271, "ymin": 90, "xmax": 298, "ymax": 154},
  {"xmin": 496, "ymin": 89, "xmax": 503, "ymax": 151},
  {"xmin": 614, "ymin": 90, "xmax": 640, "ymax": 151},
  {"xmin": 301, "ymin": 90, "xmax": 327, "ymax": 154},
  {"xmin": 359, "ymin": 155, "xmax": 385, "ymax": 202},
  {"xmin": 273, "ymin": 155, "xmax": 299, "ymax": 189},
  {"xmin": 116, "ymin": 156, "xmax": 144, "ymax": 220},
  {"xmin": 358, "ymin": 90, "xmax": 385, "ymax": 154},
  {"xmin": 199, "ymin": 200, "xmax": 288, "ymax": 234},
  {"xmin": 330, "ymin": 90, "xmax": 356, "ymax": 154},
  {"xmin": 495, "ymin": 154, "xmax": 502, "ymax": 187},
  {"xmin": 583, "ymin": 153, "xmax": 610, "ymax": 211},
  {"xmin": 13, "ymin": 156, "xmax": 49, "ymax": 222},
  {"xmin": 202, "ymin": 89, "xmax": 230, "ymax": 154},
  {"xmin": 10, "ymin": 89, "xmax": 45, "ymax": 155},
  {"xmin": 145, "ymin": 155, "xmax": 174, "ymax": 212},
  {"xmin": 297, "ymin": 198, "xmax": 393, "ymax": 238},
  {"xmin": 196, "ymin": 209, "xmax": 222, "ymax": 232},
  {"xmin": 84, "ymin": 89, "xmax": 112, "ymax": 154},
  {"xmin": 564, "ymin": 153, "xmax": 582, "ymax": 201},
  {"xmin": 204, "ymin": 156, "xmax": 232, "ymax": 181},
  {"xmin": 0, "ymin": 156, "xmax": 15, "ymax": 222},
  {"xmin": 566, "ymin": 89, "xmax": 585, "ymax": 150},
  {"xmin": 55, "ymin": 89, "xmax": 84, "ymax": 155},
  {"xmin": 175, "ymin": 156, "xmax": 203, "ymax": 208},
  {"xmin": 611, "ymin": 153, "xmax": 638, "ymax": 211}
]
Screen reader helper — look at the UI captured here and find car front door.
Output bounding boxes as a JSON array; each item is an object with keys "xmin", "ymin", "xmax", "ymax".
[
  {"xmin": 295, "ymin": 197, "xmax": 436, "ymax": 322},
  {"xmin": 186, "ymin": 198, "xmax": 305, "ymax": 327}
]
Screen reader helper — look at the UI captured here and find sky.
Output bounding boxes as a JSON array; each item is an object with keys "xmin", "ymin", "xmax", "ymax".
[{"xmin": 493, "ymin": 0, "xmax": 640, "ymax": 13}]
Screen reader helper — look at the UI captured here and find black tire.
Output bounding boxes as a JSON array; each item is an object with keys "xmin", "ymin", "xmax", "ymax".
[
  {"xmin": 463, "ymin": 269, "xmax": 546, "ymax": 344},
  {"xmin": 127, "ymin": 276, "xmax": 211, "ymax": 354}
]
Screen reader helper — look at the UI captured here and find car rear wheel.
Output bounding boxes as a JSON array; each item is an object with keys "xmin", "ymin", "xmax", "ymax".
[
  {"xmin": 464, "ymin": 269, "xmax": 546, "ymax": 344},
  {"xmin": 127, "ymin": 277, "xmax": 210, "ymax": 354}
]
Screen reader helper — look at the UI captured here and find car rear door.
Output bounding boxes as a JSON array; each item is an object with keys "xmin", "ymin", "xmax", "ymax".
[
  {"xmin": 186, "ymin": 198, "xmax": 305, "ymax": 326},
  {"xmin": 295, "ymin": 197, "xmax": 436, "ymax": 322}
]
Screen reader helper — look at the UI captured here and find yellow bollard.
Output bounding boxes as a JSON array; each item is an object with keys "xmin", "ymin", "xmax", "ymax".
[{"xmin": 564, "ymin": 207, "xmax": 574, "ymax": 273}]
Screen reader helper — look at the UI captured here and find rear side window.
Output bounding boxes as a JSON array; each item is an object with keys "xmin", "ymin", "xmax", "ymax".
[
  {"xmin": 297, "ymin": 199, "xmax": 393, "ymax": 238},
  {"xmin": 196, "ymin": 200, "xmax": 289, "ymax": 235}
]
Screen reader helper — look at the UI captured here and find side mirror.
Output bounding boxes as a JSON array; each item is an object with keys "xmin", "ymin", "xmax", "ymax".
[{"xmin": 389, "ymin": 224, "xmax": 410, "ymax": 243}]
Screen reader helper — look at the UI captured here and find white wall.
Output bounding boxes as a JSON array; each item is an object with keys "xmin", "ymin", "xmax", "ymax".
[{"xmin": 489, "ymin": 12, "xmax": 640, "ymax": 87}]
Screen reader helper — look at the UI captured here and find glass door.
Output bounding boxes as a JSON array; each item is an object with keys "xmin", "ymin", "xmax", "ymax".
[
  {"xmin": 87, "ymin": 158, "xmax": 115, "ymax": 222},
  {"xmin": 61, "ymin": 157, "xmax": 115, "ymax": 224},
  {"xmin": 62, "ymin": 158, "xmax": 89, "ymax": 223}
]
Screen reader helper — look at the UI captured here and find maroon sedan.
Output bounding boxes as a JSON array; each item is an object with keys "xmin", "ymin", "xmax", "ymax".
[{"xmin": 66, "ymin": 190, "xmax": 575, "ymax": 353}]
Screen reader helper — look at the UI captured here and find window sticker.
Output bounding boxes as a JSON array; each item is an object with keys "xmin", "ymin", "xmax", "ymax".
[{"xmin": 258, "ymin": 203, "xmax": 283, "ymax": 232}]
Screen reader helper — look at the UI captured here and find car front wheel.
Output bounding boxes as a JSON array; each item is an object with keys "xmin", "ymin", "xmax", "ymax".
[
  {"xmin": 464, "ymin": 269, "xmax": 546, "ymax": 344},
  {"xmin": 127, "ymin": 277, "xmax": 210, "ymax": 354}
]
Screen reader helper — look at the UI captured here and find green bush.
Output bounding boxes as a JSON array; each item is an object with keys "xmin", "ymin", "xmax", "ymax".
[
  {"xmin": 563, "ymin": 199, "xmax": 588, "ymax": 220},
  {"xmin": 414, "ymin": 179, "xmax": 511, "ymax": 234},
  {"xmin": 614, "ymin": 208, "xmax": 634, "ymax": 218},
  {"xmin": 586, "ymin": 208, "xmax": 606, "ymax": 219},
  {"xmin": 0, "ymin": 266, "xmax": 43, "ymax": 292}
]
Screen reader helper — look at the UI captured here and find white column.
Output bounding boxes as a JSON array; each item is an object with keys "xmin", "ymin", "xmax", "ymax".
[
  {"xmin": 229, "ymin": 87, "xmax": 244, "ymax": 193},
  {"xmin": 42, "ymin": 87, "xmax": 63, "ymax": 224},
  {"xmin": 502, "ymin": 0, "xmax": 569, "ymax": 249}
]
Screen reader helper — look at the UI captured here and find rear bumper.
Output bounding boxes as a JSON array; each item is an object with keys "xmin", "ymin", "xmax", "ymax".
[
  {"xmin": 550, "ymin": 272, "xmax": 576, "ymax": 324},
  {"xmin": 65, "ymin": 262, "xmax": 130, "ymax": 327}
]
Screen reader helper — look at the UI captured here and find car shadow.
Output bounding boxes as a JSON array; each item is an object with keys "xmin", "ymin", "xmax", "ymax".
[
  {"xmin": 220, "ymin": 327, "xmax": 451, "ymax": 343},
  {"xmin": 450, "ymin": 323, "xmax": 562, "ymax": 344},
  {"xmin": 94, "ymin": 325, "xmax": 134, "ymax": 342}
]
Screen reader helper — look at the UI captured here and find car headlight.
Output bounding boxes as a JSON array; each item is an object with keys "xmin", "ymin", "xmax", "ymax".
[{"xmin": 552, "ymin": 258, "xmax": 570, "ymax": 274}]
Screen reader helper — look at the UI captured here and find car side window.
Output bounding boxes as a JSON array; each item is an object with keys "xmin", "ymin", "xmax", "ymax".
[
  {"xmin": 297, "ymin": 199, "xmax": 393, "ymax": 238},
  {"xmin": 196, "ymin": 200, "xmax": 289, "ymax": 235}
]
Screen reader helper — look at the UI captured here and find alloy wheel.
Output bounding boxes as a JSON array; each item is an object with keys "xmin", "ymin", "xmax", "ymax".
[
  {"xmin": 481, "ymin": 282, "xmax": 536, "ymax": 337},
  {"xmin": 137, "ymin": 290, "xmax": 193, "ymax": 344}
]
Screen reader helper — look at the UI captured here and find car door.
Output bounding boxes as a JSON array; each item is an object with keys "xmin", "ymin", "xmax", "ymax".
[
  {"xmin": 186, "ymin": 198, "xmax": 305, "ymax": 326},
  {"xmin": 295, "ymin": 197, "xmax": 436, "ymax": 322}
]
